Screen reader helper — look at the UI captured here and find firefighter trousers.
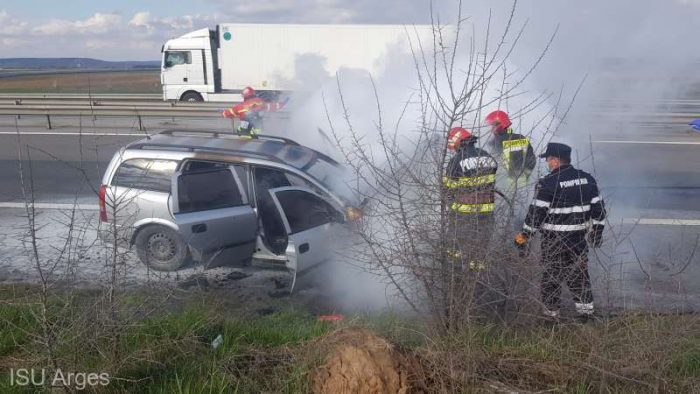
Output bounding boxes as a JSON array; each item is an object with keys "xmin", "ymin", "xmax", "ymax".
[
  {"xmin": 540, "ymin": 234, "xmax": 593, "ymax": 310},
  {"xmin": 447, "ymin": 212, "xmax": 510, "ymax": 320}
]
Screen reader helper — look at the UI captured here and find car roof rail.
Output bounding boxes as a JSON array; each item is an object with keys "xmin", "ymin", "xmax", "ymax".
[
  {"xmin": 127, "ymin": 142, "xmax": 284, "ymax": 163},
  {"xmin": 157, "ymin": 129, "xmax": 301, "ymax": 145}
]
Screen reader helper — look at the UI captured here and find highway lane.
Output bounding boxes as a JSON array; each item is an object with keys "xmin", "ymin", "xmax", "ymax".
[{"xmin": 0, "ymin": 115, "xmax": 698, "ymax": 313}]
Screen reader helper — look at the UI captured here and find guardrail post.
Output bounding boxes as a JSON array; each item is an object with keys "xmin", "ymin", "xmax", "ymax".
[
  {"xmin": 137, "ymin": 115, "xmax": 144, "ymax": 131},
  {"xmin": 15, "ymin": 100, "xmax": 21, "ymax": 119},
  {"xmin": 46, "ymin": 115, "xmax": 52, "ymax": 130}
]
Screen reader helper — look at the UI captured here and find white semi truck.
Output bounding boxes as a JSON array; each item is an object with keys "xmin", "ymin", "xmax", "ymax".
[{"xmin": 160, "ymin": 23, "xmax": 435, "ymax": 102}]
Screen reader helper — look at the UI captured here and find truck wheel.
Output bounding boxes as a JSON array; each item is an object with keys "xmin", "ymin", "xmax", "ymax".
[
  {"xmin": 181, "ymin": 92, "xmax": 203, "ymax": 102},
  {"xmin": 134, "ymin": 225, "xmax": 189, "ymax": 271}
]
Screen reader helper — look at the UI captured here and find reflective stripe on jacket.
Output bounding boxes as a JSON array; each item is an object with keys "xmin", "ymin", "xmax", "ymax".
[
  {"xmin": 492, "ymin": 128, "xmax": 536, "ymax": 179},
  {"xmin": 523, "ymin": 164, "xmax": 606, "ymax": 238},
  {"xmin": 444, "ymin": 142, "xmax": 498, "ymax": 214}
]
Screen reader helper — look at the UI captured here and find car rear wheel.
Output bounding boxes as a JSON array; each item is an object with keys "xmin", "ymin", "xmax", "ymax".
[{"xmin": 135, "ymin": 225, "xmax": 189, "ymax": 271}]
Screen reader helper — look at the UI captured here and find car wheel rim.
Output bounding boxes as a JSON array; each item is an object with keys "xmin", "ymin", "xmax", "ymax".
[{"xmin": 147, "ymin": 232, "xmax": 177, "ymax": 262}]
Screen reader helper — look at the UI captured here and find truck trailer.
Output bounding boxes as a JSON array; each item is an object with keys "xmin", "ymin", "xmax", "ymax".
[{"xmin": 160, "ymin": 23, "xmax": 436, "ymax": 102}]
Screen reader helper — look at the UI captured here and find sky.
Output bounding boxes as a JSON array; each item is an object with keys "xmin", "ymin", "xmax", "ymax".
[
  {"xmin": 1, "ymin": 0, "xmax": 699, "ymax": 62},
  {"xmin": 0, "ymin": 0, "xmax": 434, "ymax": 60}
]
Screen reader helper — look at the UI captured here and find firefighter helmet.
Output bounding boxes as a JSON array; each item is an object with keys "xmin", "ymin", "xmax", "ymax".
[
  {"xmin": 242, "ymin": 86, "xmax": 256, "ymax": 100},
  {"xmin": 485, "ymin": 110, "xmax": 512, "ymax": 134},
  {"xmin": 447, "ymin": 127, "xmax": 473, "ymax": 150}
]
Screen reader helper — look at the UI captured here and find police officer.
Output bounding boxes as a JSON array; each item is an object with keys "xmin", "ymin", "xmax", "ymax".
[
  {"xmin": 485, "ymin": 110, "xmax": 536, "ymax": 186},
  {"xmin": 443, "ymin": 127, "xmax": 498, "ymax": 271},
  {"xmin": 514, "ymin": 142, "xmax": 606, "ymax": 318}
]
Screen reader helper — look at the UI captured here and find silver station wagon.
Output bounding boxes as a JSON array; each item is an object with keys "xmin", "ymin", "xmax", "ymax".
[{"xmin": 98, "ymin": 130, "xmax": 360, "ymax": 285}]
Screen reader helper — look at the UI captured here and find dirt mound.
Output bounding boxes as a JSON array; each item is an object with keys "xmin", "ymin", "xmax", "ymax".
[{"xmin": 311, "ymin": 328, "xmax": 417, "ymax": 394}]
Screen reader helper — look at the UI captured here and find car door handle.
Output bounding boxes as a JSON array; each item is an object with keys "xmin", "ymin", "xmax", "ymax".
[
  {"xmin": 191, "ymin": 223, "xmax": 207, "ymax": 233},
  {"xmin": 299, "ymin": 243, "xmax": 309, "ymax": 254},
  {"xmin": 183, "ymin": 77, "xmax": 188, "ymax": 82}
]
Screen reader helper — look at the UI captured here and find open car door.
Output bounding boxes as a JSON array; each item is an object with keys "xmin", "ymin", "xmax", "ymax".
[
  {"xmin": 171, "ymin": 166, "xmax": 257, "ymax": 268},
  {"xmin": 267, "ymin": 186, "xmax": 345, "ymax": 291}
]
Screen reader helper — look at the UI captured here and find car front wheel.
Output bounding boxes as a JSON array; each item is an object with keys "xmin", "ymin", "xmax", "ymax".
[{"xmin": 134, "ymin": 225, "xmax": 189, "ymax": 271}]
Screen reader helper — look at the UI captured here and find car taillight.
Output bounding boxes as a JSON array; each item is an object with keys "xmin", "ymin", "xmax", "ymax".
[{"xmin": 99, "ymin": 185, "xmax": 108, "ymax": 222}]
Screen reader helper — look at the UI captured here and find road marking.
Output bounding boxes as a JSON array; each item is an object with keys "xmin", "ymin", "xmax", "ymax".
[
  {"xmin": 621, "ymin": 218, "xmax": 700, "ymax": 226},
  {"xmin": 594, "ymin": 140, "xmax": 700, "ymax": 145},
  {"xmin": 0, "ymin": 202, "xmax": 99, "ymax": 210},
  {"xmin": 0, "ymin": 131, "xmax": 149, "ymax": 137}
]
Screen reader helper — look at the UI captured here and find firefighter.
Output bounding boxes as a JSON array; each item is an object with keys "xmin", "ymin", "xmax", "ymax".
[
  {"xmin": 514, "ymin": 142, "xmax": 606, "ymax": 319},
  {"xmin": 443, "ymin": 127, "xmax": 499, "ymax": 271},
  {"xmin": 221, "ymin": 86, "xmax": 287, "ymax": 137},
  {"xmin": 485, "ymin": 110, "xmax": 536, "ymax": 187}
]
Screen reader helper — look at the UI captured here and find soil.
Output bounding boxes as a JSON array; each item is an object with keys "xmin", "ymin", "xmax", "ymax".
[
  {"xmin": 0, "ymin": 71, "xmax": 160, "ymax": 94},
  {"xmin": 311, "ymin": 328, "xmax": 418, "ymax": 394}
]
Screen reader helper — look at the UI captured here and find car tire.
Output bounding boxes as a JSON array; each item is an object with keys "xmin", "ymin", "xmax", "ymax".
[
  {"xmin": 134, "ymin": 225, "xmax": 189, "ymax": 271},
  {"xmin": 181, "ymin": 92, "xmax": 203, "ymax": 102}
]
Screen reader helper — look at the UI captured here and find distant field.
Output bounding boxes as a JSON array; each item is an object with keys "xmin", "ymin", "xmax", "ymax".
[{"xmin": 0, "ymin": 70, "xmax": 161, "ymax": 94}]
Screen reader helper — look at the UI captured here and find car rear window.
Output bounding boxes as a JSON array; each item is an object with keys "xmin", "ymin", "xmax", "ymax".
[{"xmin": 111, "ymin": 159, "xmax": 178, "ymax": 193}]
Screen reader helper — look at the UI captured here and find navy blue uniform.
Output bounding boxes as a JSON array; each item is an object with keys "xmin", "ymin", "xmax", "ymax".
[{"xmin": 522, "ymin": 164, "xmax": 606, "ymax": 311}]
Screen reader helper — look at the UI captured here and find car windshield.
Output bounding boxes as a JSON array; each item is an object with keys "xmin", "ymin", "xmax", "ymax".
[
  {"xmin": 302, "ymin": 156, "xmax": 357, "ymax": 206},
  {"xmin": 251, "ymin": 141, "xmax": 355, "ymax": 205}
]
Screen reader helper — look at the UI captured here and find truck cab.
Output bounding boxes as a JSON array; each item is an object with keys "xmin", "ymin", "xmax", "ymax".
[{"xmin": 161, "ymin": 28, "xmax": 216, "ymax": 102}]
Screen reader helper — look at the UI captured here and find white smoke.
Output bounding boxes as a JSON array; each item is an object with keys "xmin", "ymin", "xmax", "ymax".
[{"xmin": 279, "ymin": 0, "xmax": 699, "ymax": 312}]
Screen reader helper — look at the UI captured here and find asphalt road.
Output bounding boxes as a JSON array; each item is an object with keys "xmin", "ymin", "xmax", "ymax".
[{"xmin": 0, "ymin": 113, "xmax": 698, "ymax": 313}]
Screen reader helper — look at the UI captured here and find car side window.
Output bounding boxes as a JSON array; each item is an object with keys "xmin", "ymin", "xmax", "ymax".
[
  {"xmin": 177, "ymin": 169, "xmax": 244, "ymax": 213},
  {"xmin": 285, "ymin": 172, "xmax": 326, "ymax": 196},
  {"xmin": 182, "ymin": 160, "xmax": 227, "ymax": 172},
  {"xmin": 112, "ymin": 159, "xmax": 178, "ymax": 193},
  {"xmin": 253, "ymin": 166, "xmax": 326, "ymax": 199},
  {"xmin": 184, "ymin": 161, "xmax": 249, "ymax": 202},
  {"xmin": 274, "ymin": 190, "xmax": 339, "ymax": 234}
]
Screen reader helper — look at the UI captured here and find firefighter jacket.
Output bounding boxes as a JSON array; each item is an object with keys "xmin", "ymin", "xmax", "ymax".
[
  {"xmin": 443, "ymin": 142, "xmax": 498, "ymax": 214},
  {"xmin": 491, "ymin": 128, "xmax": 536, "ymax": 179},
  {"xmin": 522, "ymin": 164, "xmax": 606, "ymax": 245},
  {"xmin": 222, "ymin": 97, "xmax": 286, "ymax": 120}
]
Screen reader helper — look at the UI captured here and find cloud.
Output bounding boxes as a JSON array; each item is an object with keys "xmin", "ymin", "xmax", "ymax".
[
  {"xmin": 129, "ymin": 11, "xmax": 153, "ymax": 30},
  {"xmin": 207, "ymin": 0, "xmax": 428, "ymax": 23},
  {"xmin": 34, "ymin": 13, "xmax": 122, "ymax": 35},
  {"xmin": 0, "ymin": 10, "xmax": 29, "ymax": 35},
  {"xmin": 128, "ymin": 11, "xmax": 217, "ymax": 34}
]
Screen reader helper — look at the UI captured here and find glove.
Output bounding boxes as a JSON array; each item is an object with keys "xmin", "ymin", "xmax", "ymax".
[
  {"xmin": 588, "ymin": 228, "xmax": 603, "ymax": 248},
  {"xmin": 221, "ymin": 108, "xmax": 232, "ymax": 118},
  {"xmin": 514, "ymin": 232, "xmax": 529, "ymax": 249}
]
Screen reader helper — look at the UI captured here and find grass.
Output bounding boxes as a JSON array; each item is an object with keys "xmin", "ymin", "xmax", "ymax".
[
  {"xmin": 423, "ymin": 314, "xmax": 700, "ymax": 392},
  {"xmin": 0, "ymin": 284, "xmax": 697, "ymax": 392},
  {"xmin": 0, "ymin": 71, "xmax": 161, "ymax": 94}
]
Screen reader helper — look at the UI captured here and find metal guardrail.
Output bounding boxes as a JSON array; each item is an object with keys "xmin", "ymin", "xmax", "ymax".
[
  {"xmin": 0, "ymin": 94, "xmax": 695, "ymax": 131},
  {"xmin": 0, "ymin": 103, "xmax": 289, "ymax": 131}
]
